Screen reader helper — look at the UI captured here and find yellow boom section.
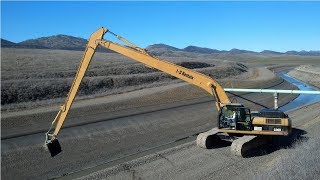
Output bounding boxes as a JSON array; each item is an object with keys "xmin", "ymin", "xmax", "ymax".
[
  {"xmin": 97, "ymin": 40, "xmax": 230, "ymax": 103},
  {"xmin": 46, "ymin": 27, "xmax": 230, "ymax": 142},
  {"xmin": 49, "ymin": 28, "xmax": 106, "ymax": 136}
]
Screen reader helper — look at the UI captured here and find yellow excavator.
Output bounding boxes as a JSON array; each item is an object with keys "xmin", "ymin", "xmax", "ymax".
[{"xmin": 45, "ymin": 27, "xmax": 291, "ymax": 157}]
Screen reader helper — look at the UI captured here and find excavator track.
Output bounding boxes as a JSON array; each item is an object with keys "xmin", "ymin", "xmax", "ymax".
[
  {"xmin": 231, "ymin": 135, "xmax": 269, "ymax": 157},
  {"xmin": 196, "ymin": 128, "xmax": 220, "ymax": 149}
]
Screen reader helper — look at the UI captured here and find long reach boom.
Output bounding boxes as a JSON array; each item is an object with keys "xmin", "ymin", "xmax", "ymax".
[{"xmin": 45, "ymin": 27, "xmax": 231, "ymax": 156}]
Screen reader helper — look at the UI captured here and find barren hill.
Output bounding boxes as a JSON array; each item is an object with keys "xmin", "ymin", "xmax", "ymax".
[
  {"xmin": 19, "ymin": 35, "xmax": 87, "ymax": 50},
  {"xmin": 146, "ymin": 44, "xmax": 182, "ymax": 56},
  {"xmin": 286, "ymin": 50, "xmax": 320, "ymax": 56},
  {"xmin": 1, "ymin": 39, "xmax": 17, "ymax": 47},
  {"xmin": 183, "ymin": 46, "xmax": 221, "ymax": 54},
  {"xmin": 260, "ymin": 50, "xmax": 284, "ymax": 55},
  {"xmin": 229, "ymin": 48, "xmax": 255, "ymax": 54}
]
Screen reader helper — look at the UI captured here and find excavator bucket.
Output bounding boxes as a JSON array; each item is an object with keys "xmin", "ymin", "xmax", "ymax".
[{"xmin": 46, "ymin": 139, "xmax": 62, "ymax": 157}]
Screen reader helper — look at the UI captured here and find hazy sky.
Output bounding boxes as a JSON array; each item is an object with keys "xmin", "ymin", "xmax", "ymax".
[{"xmin": 1, "ymin": 1, "xmax": 319, "ymax": 52}]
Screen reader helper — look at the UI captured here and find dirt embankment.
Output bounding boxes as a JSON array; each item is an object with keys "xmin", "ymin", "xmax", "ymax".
[
  {"xmin": 1, "ymin": 48, "xmax": 251, "ymax": 111},
  {"xmin": 1, "ymin": 66, "xmax": 284, "ymax": 119},
  {"xmin": 288, "ymin": 65, "xmax": 320, "ymax": 89},
  {"xmin": 1, "ymin": 47, "xmax": 286, "ymax": 113}
]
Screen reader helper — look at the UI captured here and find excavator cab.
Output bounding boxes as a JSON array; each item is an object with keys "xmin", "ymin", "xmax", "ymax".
[{"xmin": 218, "ymin": 104, "xmax": 252, "ymax": 131}]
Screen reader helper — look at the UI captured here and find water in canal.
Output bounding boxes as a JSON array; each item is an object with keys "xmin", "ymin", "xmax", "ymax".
[{"xmin": 278, "ymin": 72, "xmax": 320, "ymax": 112}]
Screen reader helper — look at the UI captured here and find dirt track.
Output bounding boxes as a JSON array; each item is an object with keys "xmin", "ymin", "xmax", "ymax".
[{"xmin": 1, "ymin": 71, "xmax": 298, "ymax": 179}]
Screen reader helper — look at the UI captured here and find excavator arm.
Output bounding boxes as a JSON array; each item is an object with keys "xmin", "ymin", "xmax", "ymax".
[{"xmin": 45, "ymin": 27, "xmax": 231, "ymax": 156}]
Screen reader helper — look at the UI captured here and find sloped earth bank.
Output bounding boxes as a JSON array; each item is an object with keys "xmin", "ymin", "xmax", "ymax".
[
  {"xmin": 288, "ymin": 65, "xmax": 320, "ymax": 89},
  {"xmin": 1, "ymin": 67, "xmax": 298, "ymax": 179},
  {"xmin": 2, "ymin": 67, "xmax": 275, "ymax": 118},
  {"xmin": 75, "ymin": 101, "xmax": 320, "ymax": 180},
  {"xmin": 1, "ymin": 48, "xmax": 248, "ymax": 111}
]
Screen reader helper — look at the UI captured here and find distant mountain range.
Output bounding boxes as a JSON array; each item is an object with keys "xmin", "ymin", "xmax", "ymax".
[
  {"xmin": 1, "ymin": 35, "xmax": 320, "ymax": 56},
  {"xmin": 145, "ymin": 44, "xmax": 320, "ymax": 56}
]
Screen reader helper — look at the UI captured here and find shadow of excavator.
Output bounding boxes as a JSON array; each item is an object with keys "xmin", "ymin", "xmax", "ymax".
[
  {"xmin": 203, "ymin": 128, "xmax": 308, "ymax": 158},
  {"xmin": 243, "ymin": 128, "xmax": 308, "ymax": 158}
]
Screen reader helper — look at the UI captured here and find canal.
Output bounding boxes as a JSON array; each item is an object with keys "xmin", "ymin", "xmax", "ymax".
[{"xmin": 278, "ymin": 72, "xmax": 320, "ymax": 111}]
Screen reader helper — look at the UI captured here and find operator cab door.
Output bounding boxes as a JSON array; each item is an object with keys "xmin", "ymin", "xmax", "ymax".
[
  {"xmin": 236, "ymin": 107, "xmax": 252, "ymax": 130},
  {"xmin": 218, "ymin": 105, "xmax": 252, "ymax": 131}
]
